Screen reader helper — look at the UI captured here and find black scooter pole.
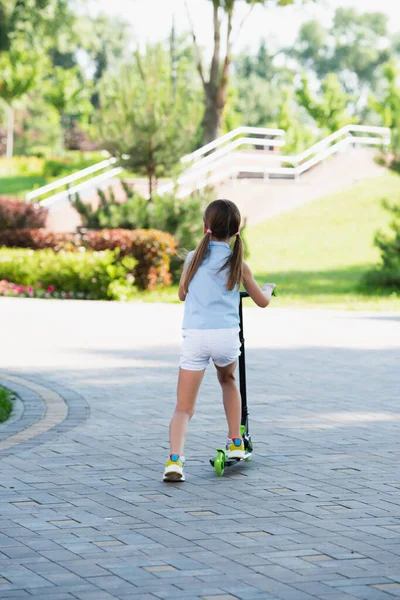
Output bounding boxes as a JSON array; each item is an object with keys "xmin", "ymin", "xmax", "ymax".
[{"xmin": 239, "ymin": 291, "xmax": 249, "ymax": 430}]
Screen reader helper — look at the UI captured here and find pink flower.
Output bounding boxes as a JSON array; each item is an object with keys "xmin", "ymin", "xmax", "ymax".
[
  {"xmin": 47, "ymin": 285, "xmax": 55, "ymax": 293},
  {"xmin": 65, "ymin": 292, "xmax": 71, "ymax": 299},
  {"xmin": 0, "ymin": 280, "xmax": 8, "ymax": 286},
  {"xmin": 27, "ymin": 286, "xmax": 34, "ymax": 295}
]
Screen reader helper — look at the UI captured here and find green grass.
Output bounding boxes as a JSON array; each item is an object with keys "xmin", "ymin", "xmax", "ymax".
[
  {"xmin": 0, "ymin": 175, "xmax": 47, "ymax": 197},
  {"xmin": 246, "ymin": 171, "xmax": 400, "ymax": 310},
  {"xmin": 0, "ymin": 386, "xmax": 13, "ymax": 423},
  {"xmin": 0, "ymin": 152, "xmax": 106, "ymax": 198},
  {"xmin": 141, "ymin": 171, "xmax": 400, "ymax": 310}
]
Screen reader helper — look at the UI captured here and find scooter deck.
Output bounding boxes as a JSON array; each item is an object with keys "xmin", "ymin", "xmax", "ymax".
[{"xmin": 210, "ymin": 452, "xmax": 252, "ymax": 468}]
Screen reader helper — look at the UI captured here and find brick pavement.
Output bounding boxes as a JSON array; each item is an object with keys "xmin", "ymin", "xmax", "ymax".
[{"xmin": 0, "ymin": 298, "xmax": 399, "ymax": 600}]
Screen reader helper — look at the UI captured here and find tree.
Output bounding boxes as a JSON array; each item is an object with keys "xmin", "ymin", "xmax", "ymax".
[
  {"xmin": 96, "ymin": 44, "xmax": 202, "ymax": 199},
  {"xmin": 277, "ymin": 87, "xmax": 315, "ymax": 153},
  {"xmin": 297, "ymin": 73, "xmax": 358, "ymax": 134},
  {"xmin": 0, "ymin": 39, "xmax": 44, "ymax": 156},
  {"xmin": 232, "ymin": 40, "xmax": 294, "ymax": 129},
  {"xmin": 185, "ymin": 0, "xmax": 316, "ymax": 144},
  {"xmin": 369, "ymin": 61, "xmax": 400, "ymax": 159},
  {"xmin": 0, "ymin": 0, "xmax": 52, "ymax": 51},
  {"xmin": 44, "ymin": 66, "xmax": 92, "ymax": 154},
  {"xmin": 75, "ymin": 14, "xmax": 132, "ymax": 109},
  {"xmin": 289, "ymin": 8, "xmax": 391, "ymax": 104}
]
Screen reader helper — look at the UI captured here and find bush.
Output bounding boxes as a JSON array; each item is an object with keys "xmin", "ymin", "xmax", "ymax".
[
  {"xmin": 0, "ymin": 228, "xmax": 177, "ymax": 290},
  {"xmin": 0, "ymin": 229, "xmax": 75, "ymax": 250},
  {"xmin": 42, "ymin": 153, "xmax": 105, "ymax": 179},
  {"xmin": 73, "ymin": 183, "xmax": 210, "ymax": 251},
  {"xmin": 0, "ymin": 248, "xmax": 138, "ymax": 301},
  {"xmin": 74, "ymin": 184, "xmax": 149, "ymax": 230},
  {"xmin": 0, "ymin": 156, "xmax": 44, "ymax": 177},
  {"xmin": 0, "ymin": 197, "xmax": 48, "ymax": 230},
  {"xmin": 364, "ymin": 200, "xmax": 400, "ymax": 289},
  {"xmin": 82, "ymin": 229, "xmax": 177, "ymax": 290},
  {"xmin": 0, "ymin": 386, "xmax": 13, "ymax": 423},
  {"xmin": 73, "ymin": 183, "xmax": 213, "ymax": 280}
]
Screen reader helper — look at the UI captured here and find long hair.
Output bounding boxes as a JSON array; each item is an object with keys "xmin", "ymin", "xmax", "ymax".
[{"xmin": 182, "ymin": 199, "xmax": 244, "ymax": 293}]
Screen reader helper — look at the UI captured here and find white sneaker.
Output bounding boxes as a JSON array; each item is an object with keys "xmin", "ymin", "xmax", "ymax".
[
  {"xmin": 163, "ymin": 454, "xmax": 185, "ymax": 482},
  {"xmin": 226, "ymin": 438, "xmax": 245, "ymax": 459}
]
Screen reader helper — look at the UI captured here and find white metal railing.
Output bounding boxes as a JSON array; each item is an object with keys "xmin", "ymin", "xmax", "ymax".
[
  {"xmin": 40, "ymin": 167, "xmax": 123, "ymax": 209},
  {"xmin": 158, "ymin": 125, "xmax": 390, "ymax": 197},
  {"xmin": 24, "ymin": 124, "xmax": 391, "ymax": 208},
  {"xmin": 25, "ymin": 157, "xmax": 122, "ymax": 204},
  {"xmin": 181, "ymin": 126, "xmax": 286, "ymax": 164}
]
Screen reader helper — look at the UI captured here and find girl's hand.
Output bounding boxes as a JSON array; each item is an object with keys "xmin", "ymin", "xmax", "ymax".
[
  {"xmin": 243, "ymin": 264, "xmax": 275, "ymax": 307},
  {"xmin": 261, "ymin": 283, "xmax": 277, "ymax": 298}
]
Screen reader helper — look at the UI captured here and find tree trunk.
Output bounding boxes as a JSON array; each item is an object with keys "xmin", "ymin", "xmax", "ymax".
[
  {"xmin": 6, "ymin": 105, "xmax": 14, "ymax": 158},
  {"xmin": 202, "ymin": 86, "xmax": 224, "ymax": 145}
]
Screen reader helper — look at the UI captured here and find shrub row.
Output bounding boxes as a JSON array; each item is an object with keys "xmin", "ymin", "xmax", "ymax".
[
  {"xmin": 0, "ymin": 248, "xmax": 138, "ymax": 301},
  {"xmin": 0, "ymin": 228, "xmax": 177, "ymax": 290},
  {"xmin": 0, "ymin": 197, "xmax": 48, "ymax": 230}
]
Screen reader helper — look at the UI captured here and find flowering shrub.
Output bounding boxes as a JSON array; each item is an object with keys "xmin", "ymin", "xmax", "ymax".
[
  {"xmin": 0, "ymin": 197, "xmax": 48, "ymax": 230},
  {"xmin": 0, "ymin": 280, "xmax": 77, "ymax": 299},
  {"xmin": 82, "ymin": 229, "xmax": 177, "ymax": 290},
  {"xmin": 0, "ymin": 228, "xmax": 177, "ymax": 290},
  {"xmin": 0, "ymin": 249, "xmax": 138, "ymax": 301}
]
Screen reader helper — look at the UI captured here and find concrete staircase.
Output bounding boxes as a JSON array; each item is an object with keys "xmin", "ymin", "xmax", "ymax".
[
  {"xmin": 47, "ymin": 147, "xmax": 386, "ymax": 232},
  {"xmin": 215, "ymin": 148, "xmax": 386, "ymax": 225}
]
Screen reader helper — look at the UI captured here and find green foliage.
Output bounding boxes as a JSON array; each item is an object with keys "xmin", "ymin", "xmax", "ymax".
[
  {"xmin": 42, "ymin": 153, "xmax": 103, "ymax": 178},
  {"xmin": 73, "ymin": 185, "xmax": 148, "ymax": 231},
  {"xmin": 277, "ymin": 88, "xmax": 315, "ymax": 153},
  {"xmin": 96, "ymin": 44, "xmax": 202, "ymax": 197},
  {"xmin": 365, "ymin": 200, "xmax": 400, "ymax": 288},
  {"xmin": 369, "ymin": 60, "xmax": 400, "ymax": 158},
  {"xmin": 0, "ymin": 227, "xmax": 178, "ymax": 290},
  {"xmin": 0, "ymin": 247, "xmax": 138, "ymax": 300},
  {"xmin": 0, "ymin": 386, "xmax": 13, "ymax": 423},
  {"xmin": 297, "ymin": 73, "xmax": 358, "ymax": 134},
  {"xmin": 73, "ymin": 183, "xmax": 210, "ymax": 251},
  {"xmin": 290, "ymin": 7, "xmax": 391, "ymax": 98}
]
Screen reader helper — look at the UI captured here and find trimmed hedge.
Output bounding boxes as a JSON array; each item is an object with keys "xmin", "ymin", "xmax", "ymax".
[
  {"xmin": 0, "ymin": 228, "xmax": 177, "ymax": 290},
  {"xmin": 0, "ymin": 248, "xmax": 138, "ymax": 301},
  {"xmin": 0, "ymin": 197, "xmax": 48, "ymax": 229}
]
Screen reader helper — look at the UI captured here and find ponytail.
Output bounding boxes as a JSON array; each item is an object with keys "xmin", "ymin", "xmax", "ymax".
[
  {"xmin": 182, "ymin": 230, "xmax": 211, "ymax": 294},
  {"xmin": 223, "ymin": 234, "xmax": 244, "ymax": 291}
]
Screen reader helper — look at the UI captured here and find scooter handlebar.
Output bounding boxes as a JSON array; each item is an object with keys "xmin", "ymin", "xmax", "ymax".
[{"xmin": 240, "ymin": 287, "xmax": 278, "ymax": 300}]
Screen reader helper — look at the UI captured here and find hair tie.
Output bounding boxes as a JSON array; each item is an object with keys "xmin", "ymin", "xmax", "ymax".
[
  {"xmin": 234, "ymin": 231, "xmax": 240, "ymax": 237},
  {"xmin": 206, "ymin": 228, "xmax": 212, "ymax": 234}
]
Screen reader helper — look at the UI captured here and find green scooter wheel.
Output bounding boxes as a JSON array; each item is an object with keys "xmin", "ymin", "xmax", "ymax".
[
  {"xmin": 272, "ymin": 287, "xmax": 278, "ymax": 296},
  {"xmin": 214, "ymin": 450, "xmax": 225, "ymax": 477}
]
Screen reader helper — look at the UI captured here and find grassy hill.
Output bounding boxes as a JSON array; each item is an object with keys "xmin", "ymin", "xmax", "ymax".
[{"xmin": 246, "ymin": 171, "xmax": 400, "ymax": 310}]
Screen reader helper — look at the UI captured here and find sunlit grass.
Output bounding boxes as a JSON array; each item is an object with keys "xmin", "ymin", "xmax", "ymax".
[{"xmin": 0, "ymin": 175, "xmax": 47, "ymax": 197}]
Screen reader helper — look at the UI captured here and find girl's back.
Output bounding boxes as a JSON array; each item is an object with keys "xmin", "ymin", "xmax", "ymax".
[{"xmin": 183, "ymin": 241, "xmax": 240, "ymax": 330}]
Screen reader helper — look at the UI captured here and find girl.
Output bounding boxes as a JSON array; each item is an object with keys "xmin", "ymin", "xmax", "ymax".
[{"xmin": 163, "ymin": 199, "xmax": 276, "ymax": 482}]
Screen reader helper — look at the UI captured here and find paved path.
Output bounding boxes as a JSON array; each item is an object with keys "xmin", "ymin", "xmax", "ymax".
[{"xmin": 0, "ymin": 298, "xmax": 400, "ymax": 600}]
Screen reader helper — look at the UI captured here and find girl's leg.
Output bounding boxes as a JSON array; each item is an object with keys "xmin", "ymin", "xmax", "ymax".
[
  {"xmin": 169, "ymin": 368, "xmax": 205, "ymax": 455},
  {"xmin": 215, "ymin": 361, "xmax": 241, "ymax": 440}
]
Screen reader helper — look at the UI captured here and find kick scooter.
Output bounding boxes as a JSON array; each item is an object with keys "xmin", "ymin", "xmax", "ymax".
[{"xmin": 210, "ymin": 287, "xmax": 277, "ymax": 476}]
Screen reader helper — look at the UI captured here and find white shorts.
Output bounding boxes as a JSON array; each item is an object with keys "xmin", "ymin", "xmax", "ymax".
[{"xmin": 180, "ymin": 328, "xmax": 241, "ymax": 371}]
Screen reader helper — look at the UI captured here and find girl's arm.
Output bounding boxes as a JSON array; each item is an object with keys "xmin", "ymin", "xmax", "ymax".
[{"xmin": 243, "ymin": 262, "xmax": 276, "ymax": 308}]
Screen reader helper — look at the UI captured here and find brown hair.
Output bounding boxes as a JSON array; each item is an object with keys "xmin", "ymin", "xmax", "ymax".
[{"xmin": 182, "ymin": 199, "xmax": 244, "ymax": 293}]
